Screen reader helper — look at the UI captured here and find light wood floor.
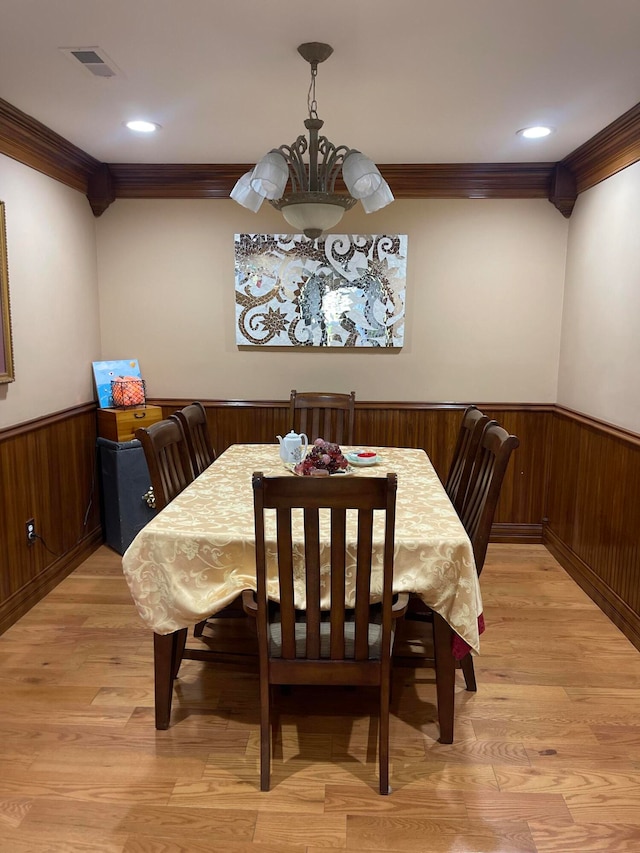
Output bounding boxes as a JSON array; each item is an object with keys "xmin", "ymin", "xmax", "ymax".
[{"xmin": 1, "ymin": 544, "xmax": 640, "ymax": 852}]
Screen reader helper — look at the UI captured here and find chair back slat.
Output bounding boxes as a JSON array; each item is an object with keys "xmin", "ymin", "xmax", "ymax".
[
  {"xmin": 171, "ymin": 402, "xmax": 216, "ymax": 477},
  {"xmin": 459, "ymin": 422, "xmax": 520, "ymax": 574},
  {"xmin": 303, "ymin": 507, "xmax": 322, "ymax": 658},
  {"xmin": 329, "ymin": 510, "xmax": 347, "ymax": 659},
  {"xmin": 289, "ymin": 390, "xmax": 356, "ymax": 444},
  {"xmin": 136, "ymin": 419, "xmax": 194, "ymax": 510},
  {"xmin": 354, "ymin": 509, "xmax": 375, "ymax": 660},
  {"xmin": 275, "ymin": 508, "xmax": 297, "ymax": 659}
]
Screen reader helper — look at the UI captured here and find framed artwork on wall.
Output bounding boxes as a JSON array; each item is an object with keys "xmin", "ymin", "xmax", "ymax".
[
  {"xmin": 0, "ymin": 201, "xmax": 15, "ymax": 384},
  {"xmin": 234, "ymin": 233, "xmax": 407, "ymax": 347}
]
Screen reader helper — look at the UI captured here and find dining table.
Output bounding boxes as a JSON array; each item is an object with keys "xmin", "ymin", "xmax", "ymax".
[{"xmin": 122, "ymin": 443, "xmax": 483, "ymax": 742}]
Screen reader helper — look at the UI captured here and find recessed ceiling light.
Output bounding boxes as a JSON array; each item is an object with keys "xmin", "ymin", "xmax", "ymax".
[
  {"xmin": 516, "ymin": 125, "xmax": 555, "ymax": 139},
  {"xmin": 125, "ymin": 120, "xmax": 161, "ymax": 133}
]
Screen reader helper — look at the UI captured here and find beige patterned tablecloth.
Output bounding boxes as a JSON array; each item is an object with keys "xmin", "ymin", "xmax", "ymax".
[{"xmin": 122, "ymin": 444, "xmax": 482, "ymax": 653}]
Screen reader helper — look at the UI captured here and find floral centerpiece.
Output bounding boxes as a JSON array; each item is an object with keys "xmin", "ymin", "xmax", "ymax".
[{"xmin": 293, "ymin": 438, "xmax": 350, "ymax": 476}]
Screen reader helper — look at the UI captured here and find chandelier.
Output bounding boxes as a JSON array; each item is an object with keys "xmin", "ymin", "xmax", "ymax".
[{"xmin": 230, "ymin": 42, "xmax": 393, "ymax": 239}]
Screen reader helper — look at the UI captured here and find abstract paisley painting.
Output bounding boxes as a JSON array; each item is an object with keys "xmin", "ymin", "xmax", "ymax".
[{"xmin": 234, "ymin": 234, "xmax": 407, "ymax": 347}]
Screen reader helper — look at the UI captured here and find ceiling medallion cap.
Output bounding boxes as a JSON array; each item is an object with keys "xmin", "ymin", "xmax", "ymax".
[{"xmin": 297, "ymin": 42, "xmax": 333, "ymax": 66}]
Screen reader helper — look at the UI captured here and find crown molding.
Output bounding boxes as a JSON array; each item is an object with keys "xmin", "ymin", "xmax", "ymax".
[
  {"xmin": 561, "ymin": 100, "xmax": 640, "ymax": 194},
  {"xmin": 0, "ymin": 97, "xmax": 100, "ymax": 192},
  {"xmin": 107, "ymin": 161, "xmax": 556, "ymax": 201},
  {"xmin": 1, "ymin": 93, "xmax": 639, "ymax": 216}
]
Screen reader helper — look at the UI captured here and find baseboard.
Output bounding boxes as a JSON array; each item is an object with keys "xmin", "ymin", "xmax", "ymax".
[
  {"xmin": 0, "ymin": 528, "xmax": 103, "ymax": 635},
  {"xmin": 544, "ymin": 526, "xmax": 640, "ymax": 652},
  {"xmin": 491, "ymin": 523, "xmax": 543, "ymax": 544}
]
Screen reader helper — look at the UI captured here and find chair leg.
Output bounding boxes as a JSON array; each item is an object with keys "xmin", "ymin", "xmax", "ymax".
[
  {"xmin": 260, "ymin": 677, "xmax": 271, "ymax": 792},
  {"xmin": 432, "ymin": 612, "xmax": 455, "ymax": 744},
  {"xmin": 193, "ymin": 620, "xmax": 207, "ymax": 637},
  {"xmin": 154, "ymin": 632, "xmax": 178, "ymax": 730},
  {"xmin": 460, "ymin": 653, "xmax": 477, "ymax": 692},
  {"xmin": 379, "ymin": 676, "xmax": 391, "ymax": 795},
  {"xmin": 171, "ymin": 628, "xmax": 188, "ymax": 680}
]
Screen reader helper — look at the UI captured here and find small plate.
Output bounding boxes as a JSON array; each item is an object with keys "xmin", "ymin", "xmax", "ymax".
[{"xmin": 345, "ymin": 452, "xmax": 381, "ymax": 467}]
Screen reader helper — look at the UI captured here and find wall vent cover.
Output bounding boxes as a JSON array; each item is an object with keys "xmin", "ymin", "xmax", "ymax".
[{"xmin": 59, "ymin": 46, "xmax": 121, "ymax": 78}]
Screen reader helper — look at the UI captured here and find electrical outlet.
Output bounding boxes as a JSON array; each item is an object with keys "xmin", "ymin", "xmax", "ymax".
[{"xmin": 26, "ymin": 518, "xmax": 36, "ymax": 545}]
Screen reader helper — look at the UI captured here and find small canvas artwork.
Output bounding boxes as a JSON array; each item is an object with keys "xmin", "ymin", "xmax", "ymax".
[
  {"xmin": 234, "ymin": 234, "xmax": 407, "ymax": 347},
  {"xmin": 92, "ymin": 359, "xmax": 142, "ymax": 408}
]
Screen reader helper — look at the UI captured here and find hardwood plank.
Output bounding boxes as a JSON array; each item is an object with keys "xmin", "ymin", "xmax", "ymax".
[
  {"xmin": 528, "ymin": 819, "xmax": 640, "ymax": 853},
  {"xmin": 345, "ymin": 815, "xmax": 536, "ymax": 852},
  {"xmin": 0, "ymin": 824, "xmax": 127, "ymax": 853},
  {"xmin": 253, "ymin": 811, "xmax": 346, "ymax": 847},
  {"xmin": 463, "ymin": 791, "xmax": 572, "ymax": 822},
  {"xmin": 21, "ymin": 801, "xmax": 257, "ymax": 839}
]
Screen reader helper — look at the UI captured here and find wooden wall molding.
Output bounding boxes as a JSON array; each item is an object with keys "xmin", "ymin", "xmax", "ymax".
[
  {"xmin": 0, "ymin": 97, "xmax": 100, "ymax": 193},
  {"xmin": 553, "ymin": 404, "xmax": 640, "ymax": 448},
  {"xmin": 152, "ymin": 398, "xmax": 555, "ymax": 413},
  {"xmin": 0, "ymin": 529, "xmax": 102, "ymax": 635},
  {"xmin": 544, "ymin": 527, "xmax": 640, "ymax": 651},
  {"xmin": 562, "ymin": 100, "xmax": 640, "ymax": 194},
  {"xmin": 0, "ymin": 401, "xmax": 98, "ymax": 442},
  {"xmin": 3, "ymin": 91, "xmax": 640, "ymax": 215},
  {"xmin": 549, "ymin": 163, "xmax": 578, "ymax": 218},
  {"xmin": 491, "ymin": 523, "xmax": 543, "ymax": 544},
  {"xmin": 108, "ymin": 162, "xmax": 557, "ymax": 202}
]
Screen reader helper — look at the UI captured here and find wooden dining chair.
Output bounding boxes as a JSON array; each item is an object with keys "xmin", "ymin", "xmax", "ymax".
[
  {"xmin": 444, "ymin": 405, "xmax": 491, "ymax": 513},
  {"xmin": 171, "ymin": 401, "xmax": 216, "ymax": 478},
  {"xmin": 289, "ymin": 389, "xmax": 356, "ymax": 444},
  {"xmin": 405, "ymin": 421, "xmax": 519, "ymax": 695},
  {"xmin": 136, "ymin": 418, "xmax": 204, "ymax": 726},
  {"xmin": 243, "ymin": 471, "xmax": 408, "ymax": 793},
  {"xmin": 456, "ymin": 421, "xmax": 520, "ymax": 689},
  {"xmin": 135, "ymin": 418, "xmax": 195, "ymax": 510}
]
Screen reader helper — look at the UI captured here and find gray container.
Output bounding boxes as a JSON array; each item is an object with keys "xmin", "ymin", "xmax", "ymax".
[{"xmin": 97, "ymin": 437, "xmax": 157, "ymax": 555}]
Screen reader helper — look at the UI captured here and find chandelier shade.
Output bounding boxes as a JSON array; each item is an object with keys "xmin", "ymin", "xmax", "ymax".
[
  {"xmin": 342, "ymin": 152, "xmax": 383, "ymax": 199},
  {"xmin": 250, "ymin": 151, "xmax": 289, "ymax": 200},
  {"xmin": 361, "ymin": 179, "xmax": 395, "ymax": 214},
  {"xmin": 229, "ymin": 42, "xmax": 393, "ymax": 238},
  {"xmin": 230, "ymin": 171, "xmax": 265, "ymax": 212}
]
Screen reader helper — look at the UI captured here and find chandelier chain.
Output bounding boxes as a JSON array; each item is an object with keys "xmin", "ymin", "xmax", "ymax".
[{"xmin": 307, "ymin": 64, "xmax": 318, "ymax": 120}]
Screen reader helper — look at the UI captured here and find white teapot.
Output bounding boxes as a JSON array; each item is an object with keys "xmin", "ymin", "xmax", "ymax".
[{"xmin": 276, "ymin": 430, "xmax": 309, "ymax": 464}]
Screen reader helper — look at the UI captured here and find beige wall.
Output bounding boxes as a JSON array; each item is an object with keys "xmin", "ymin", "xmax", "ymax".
[
  {"xmin": 0, "ymin": 154, "xmax": 101, "ymax": 428},
  {"xmin": 558, "ymin": 161, "xmax": 640, "ymax": 433},
  {"xmin": 96, "ymin": 197, "xmax": 567, "ymax": 403}
]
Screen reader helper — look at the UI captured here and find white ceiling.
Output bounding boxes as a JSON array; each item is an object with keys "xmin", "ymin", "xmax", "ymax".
[{"xmin": 1, "ymin": 0, "xmax": 640, "ymax": 166}]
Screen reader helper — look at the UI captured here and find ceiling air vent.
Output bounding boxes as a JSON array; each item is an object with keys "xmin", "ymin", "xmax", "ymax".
[{"xmin": 59, "ymin": 46, "xmax": 120, "ymax": 78}]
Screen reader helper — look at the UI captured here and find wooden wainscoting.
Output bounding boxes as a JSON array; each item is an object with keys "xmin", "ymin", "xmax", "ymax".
[
  {"xmin": 0, "ymin": 403, "xmax": 102, "ymax": 633},
  {"xmin": 154, "ymin": 399, "xmax": 552, "ymax": 544},
  {"xmin": 545, "ymin": 407, "xmax": 640, "ymax": 649},
  {"xmin": 3, "ymin": 398, "xmax": 639, "ymax": 655}
]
